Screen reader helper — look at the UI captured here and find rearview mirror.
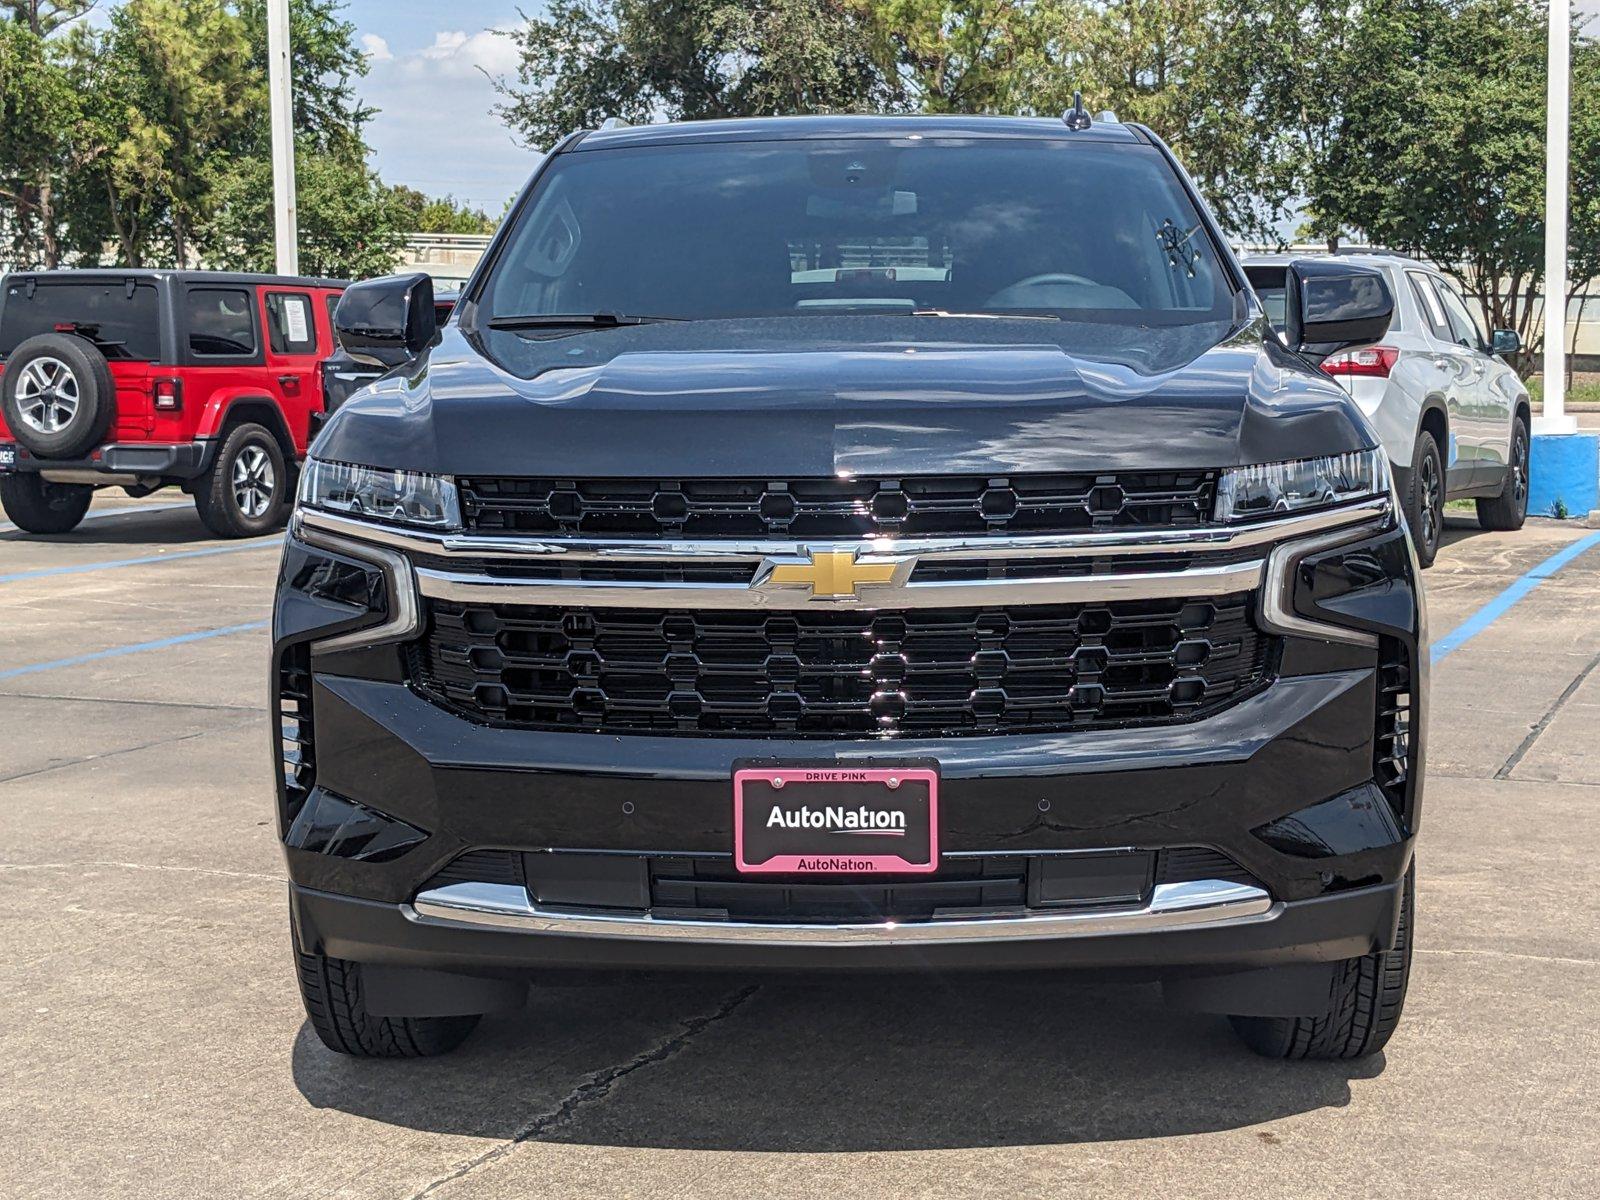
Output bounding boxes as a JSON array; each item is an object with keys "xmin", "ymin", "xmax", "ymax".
[
  {"xmin": 1491, "ymin": 329, "xmax": 1521, "ymax": 357},
  {"xmin": 1284, "ymin": 259, "xmax": 1393, "ymax": 361},
  {"xmin": 334, "ymin": 273, "xmax": 438, "ymax": 369}
]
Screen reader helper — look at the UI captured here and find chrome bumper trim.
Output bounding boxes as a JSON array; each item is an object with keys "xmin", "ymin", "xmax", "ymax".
[
  {"xmin": 413, "ymin": 558, "xmax": 1265, "ymax": 609},
  {"xmin": 1258, "ymin": 517, "xmax": 1390, "ymax": 647},
  {"xmin": 404, "ymin": 878, "xmax": 1277, "ymax": 945},
  {"xmin": 298, "ymin": 496, "xmax": 1392, "ymax": 564},
  {"xmin": 294, "ymin": 524, "xmax": 423, "ymax": 652}
]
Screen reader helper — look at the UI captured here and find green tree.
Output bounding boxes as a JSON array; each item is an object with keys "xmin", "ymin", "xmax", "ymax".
[
  {"xmin": 852, "ymin": 0, "xmax": 1043, "ymax": 113},
  {"xmin": 0, "ymin": 19, "xmax": 79, "ymax": 265},
  {"xmin": 1322, "ymin": 0, "xmax": 1600, "ymax": 372},
  {"xmin": 494, "ymin": 0, "xmax": 896, "ymax": 149},
  {"xmin": 236, "ymin": 0, "xmax": 372, "ymax": 159},
  {"xmin": 0, "ymin": 0, "xmax": 94, "ymax": 35},
  {"xmin": 201, "ymin": 146, "xmax": 408, "ymax": 277},
  {"xmin": 65, "ymin": 0, "xmax": 255, "ymax": 265},
  {"xmin": 386, "ymin": 184, "xmax": 498, "ymax": 235}
]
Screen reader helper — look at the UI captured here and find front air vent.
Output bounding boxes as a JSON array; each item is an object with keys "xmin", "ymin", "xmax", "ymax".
[
  {"xmin": 1375, "ymin": 638, "xmax": 1412, "ymax": 820},
  {"xmin": 277, "ymin": 643, "xmax": 316, "ymax": 824}
]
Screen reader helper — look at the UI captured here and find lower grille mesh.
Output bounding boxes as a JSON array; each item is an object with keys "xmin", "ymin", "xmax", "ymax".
[{"xmin": 412, "ymin": 596, "xmax": 1271, "ymax": 737}]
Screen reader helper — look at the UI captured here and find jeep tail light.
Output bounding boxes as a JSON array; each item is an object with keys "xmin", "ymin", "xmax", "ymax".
[
  {"xmin": 1322, "ymin": 346, "xmax": 1398, "ymax": 378},
  {"xmin": 153, "ymin": 377, "xmax": 182, "ymax": 411}
]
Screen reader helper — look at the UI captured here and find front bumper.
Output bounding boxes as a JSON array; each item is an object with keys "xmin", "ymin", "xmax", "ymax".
[
  {"xmin": 273, "ymin": 499, "xmax": 1425, "ymax": 982},
  {"xmin": 291, "ymin": 876, "xmax": 1403, "ymax": 975}
]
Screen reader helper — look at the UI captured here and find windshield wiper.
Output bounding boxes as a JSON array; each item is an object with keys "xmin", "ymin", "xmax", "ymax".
[
  {"xmin": 910, "ymin": 309, "xmax": 1061, "ymax": 321},
  {"xmin": 486, "ymin": 311, "xmax": 685, "ymax": 331}
]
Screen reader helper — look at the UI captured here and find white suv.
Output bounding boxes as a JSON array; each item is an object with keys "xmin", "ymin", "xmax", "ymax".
[{"xmin": 1243, "ymin": 252, "xmax": 1531, "ymax": 566}]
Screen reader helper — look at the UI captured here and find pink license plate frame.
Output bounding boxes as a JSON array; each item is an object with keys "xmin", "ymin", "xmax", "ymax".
[{"xmin": 732, "ymin": 766, "xmax": 940, "ymax": 874}]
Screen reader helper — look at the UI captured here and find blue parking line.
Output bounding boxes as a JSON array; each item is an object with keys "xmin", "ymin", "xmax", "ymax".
[
  {"xmin": 0, "ymin": 537, "xmax": 280, "ymax": 584},
  {"xmin": 0, "ymin": 621, "xmax": 270, "ymax": 681},
  {"xmin": 1432, "ymin": 530, "xmax": 1600, "ymax": 663}
]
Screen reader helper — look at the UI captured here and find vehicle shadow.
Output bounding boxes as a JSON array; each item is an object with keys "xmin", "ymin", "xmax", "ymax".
[
  {"xmin": 0, "ymin": 501, "xmax": 249, "ymax": 547},
  {"xmin": 1439, "ymin": 513, "xmax": 1483, "ymax": 551},
  {"xmin": 291, "ymin": 974, "xmax": 1382, "ymax": 1151}
]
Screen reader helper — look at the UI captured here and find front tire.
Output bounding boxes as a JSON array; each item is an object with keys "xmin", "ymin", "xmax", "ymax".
[
  {"xmin": 1476, "ymin": 415, "xmax": 1530, "ymax": 531},
  {"xmin": 0, "ymin": 474, "xmax": 93, "ymax": 534},
  {"xmin": 295, "ymin": 948, "xmax": 480, "ymax": 1058},
  {"xmin": 1402, "ymin": 432, "xmax": 1445, "ymax": 568},
  {"xmin": 1229, "ymin": 867, "xmax": 1413, "ymax": 1060},
  {"xmin": 194, "ymin": 422, "xmax": 289, "ymax": 538}
]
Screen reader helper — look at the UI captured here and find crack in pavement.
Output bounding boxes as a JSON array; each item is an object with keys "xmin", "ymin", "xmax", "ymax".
[
  {"xmin": 0, "ymin": 689, "xmax": 266, "ymax": 714},
  {"xmin": 1494, "ymin": 646, "xmax": 1600, "ymax": 780},
  {"xmin": 408, "ymin": 985, "xmax": 760, "ymax": 1200},
  {"xmin": 0, "ymin": 860, "xmax": 280, "ymax": 882},
  {"xmin": 0, "ymin": 717, "xmax": 261, "ymax": 785}
]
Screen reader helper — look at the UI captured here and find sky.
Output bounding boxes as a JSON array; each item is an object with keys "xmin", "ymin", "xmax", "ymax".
[{"xmin": 343, "ymin": 0, "xmax": 546, "ymax": 214}]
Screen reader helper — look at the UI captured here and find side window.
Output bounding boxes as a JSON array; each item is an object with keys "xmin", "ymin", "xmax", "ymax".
[
  {"xmin": 185, "ymin": 287, "xmax": 257, "ymax": 358},
  {"xmin": 265, "ymin": 291, "xmax": 318, "ymax": 355},
  {"xmin": 1407, "ymin": 272, "xmax": 1452, "ymax": 342},
  {"xmin": 324, "ymin": 293, "xmax": 342, "ymax": 350},
  {"xmin": 1434, "ymin": 280, "xmax": 1486, "ymax": 351}
]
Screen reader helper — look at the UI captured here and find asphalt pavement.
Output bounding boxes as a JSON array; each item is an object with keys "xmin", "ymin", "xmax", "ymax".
[{"xmin": 1, "ymin": 493, "xmax": 1597, "ymax": 1199}]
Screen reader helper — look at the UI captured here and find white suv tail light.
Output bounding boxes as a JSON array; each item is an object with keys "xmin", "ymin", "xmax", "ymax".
[{"xmin": 1321, "ymin": 346, "xmax": 1399, "ymax": 378}]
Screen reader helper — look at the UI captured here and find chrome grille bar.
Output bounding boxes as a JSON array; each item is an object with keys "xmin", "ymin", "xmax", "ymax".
[
  {"xmin": 297, "ymin": 495, "xmax": 1391, "ymax": 564},
  {"xmin": 413, "ymin": 558, "xmax": 1265, "ymax": 610}
]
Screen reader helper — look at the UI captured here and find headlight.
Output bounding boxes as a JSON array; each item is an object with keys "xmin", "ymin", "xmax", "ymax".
[
  {"xmin": 297, "ymin": 457, "xmax": 461, "ymax": 529},
  {"xmin": 1214, "ymin": 449, "xmax": 1388, "ymax": 522}
]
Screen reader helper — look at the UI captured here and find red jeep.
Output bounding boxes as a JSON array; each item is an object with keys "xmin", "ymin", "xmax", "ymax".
[{"xmin": 0, "ymin": 270, "xmax": 348, "ymax": 537}]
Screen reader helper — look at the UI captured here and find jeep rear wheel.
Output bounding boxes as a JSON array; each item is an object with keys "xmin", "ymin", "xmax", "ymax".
[
  {"xmin": 0, "ymin": 474, "xmax": 93, "ymax": 534},
  {"xmin": 1229, "ymin": 867, "xmax": 1414, "ymax": 1060},
  {"xmin": 1, "ymin": 334, "xmax": 116, "ymax": 459},
  {"xmin": 194, "ymin": 422, "xmax": 289, "ymax": 538}
]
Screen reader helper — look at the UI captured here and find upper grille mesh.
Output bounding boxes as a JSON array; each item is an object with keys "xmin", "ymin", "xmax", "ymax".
[
  {"xmin": 413, "ymin": 594, "xmax": 1271, "ymax": 738},
  {"xmin": 458, "ymin": 472, "xmax": 1217, "ymax": 539}
]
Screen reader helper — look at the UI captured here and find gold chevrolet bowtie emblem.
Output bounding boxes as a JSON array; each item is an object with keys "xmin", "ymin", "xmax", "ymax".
[{"xmin": 761, "ymin": 549, "xmax": 904, "ymax": 599}]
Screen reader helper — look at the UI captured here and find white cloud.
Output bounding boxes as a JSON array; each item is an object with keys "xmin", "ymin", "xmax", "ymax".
[
  {"xmin": 401, "ymin": 27, "xmax": 522, "ymax": 79},
  {"xmin": 359, "ymin": 23, "xmax": 538, "ymax": 214},
  {"xmin": 360, "ymin": 33, "xmax": 393, "ymax": 62}
]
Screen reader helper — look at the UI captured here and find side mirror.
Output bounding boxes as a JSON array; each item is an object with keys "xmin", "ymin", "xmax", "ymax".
[
  {"xmin": 1491, "ymin": 329, "xmax": 1521, "ymax": 357},
  {"xmin": 1284, "ymin": 259, "xmax": 1394, "ymax": 361},
  {"xmin": 333, "ymin": 273, "xmax": 438, "ymax": 369}
]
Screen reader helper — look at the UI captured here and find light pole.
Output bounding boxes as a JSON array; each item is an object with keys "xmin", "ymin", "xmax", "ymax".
[
  {"xmin": 1539, "ymin": 0, "xmax": 1575, "ymax": 434},
  {"xmin": 267, "ymin": 0, "xmax": 299, "ymax": 276}
]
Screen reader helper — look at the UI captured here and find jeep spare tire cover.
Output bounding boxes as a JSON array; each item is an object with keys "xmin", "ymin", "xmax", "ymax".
[{"xmin": 1, "ymin": 332, "xmax": 117, "ymax": 459}]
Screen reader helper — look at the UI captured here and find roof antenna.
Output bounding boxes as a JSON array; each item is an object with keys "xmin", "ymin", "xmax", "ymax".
[{"xmin": 1062, "ymin": 91, "xmax": 1092, "ymax": 131}]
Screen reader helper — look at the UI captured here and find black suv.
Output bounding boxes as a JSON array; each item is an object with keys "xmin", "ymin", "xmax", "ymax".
[{"xmin": 275, "ymin": 115, "xmax": 1424, "ymax": 1061}]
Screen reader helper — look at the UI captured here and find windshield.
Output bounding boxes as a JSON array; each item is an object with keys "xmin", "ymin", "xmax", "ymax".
[
  {"xmin": 0, "ymin": 280, "xmax": 162, "ymax": 360},
  {"xmin": 482, "ymin": 138, "xmax": 1234, "ymax": 327}
]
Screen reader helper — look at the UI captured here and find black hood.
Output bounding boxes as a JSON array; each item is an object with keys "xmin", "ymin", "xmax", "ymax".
[{"xmin": 313, "ymin": 315, "xmax": 1374, "ymax": 477}]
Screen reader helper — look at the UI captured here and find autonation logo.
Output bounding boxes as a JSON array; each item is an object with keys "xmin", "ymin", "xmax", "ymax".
[{"xmin": 765, "ymin": 804, "xmax": 908, "ymax": 836}]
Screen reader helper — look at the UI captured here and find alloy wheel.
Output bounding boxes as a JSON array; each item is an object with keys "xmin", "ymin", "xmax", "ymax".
[
  {"xmin": 1419, "ymin": 451, "xmax": 1442, "ymax": 552},
  {"xmin": 1512, "ymin": 429, "xmax": 1529, "ymax": 513},
  {"xmin": 14, "ymin": 357, "xmax": 81, "ymax": 434},
  {"xmin": 231, "ymin": 443, "xmax": 276, "ymax": 519}
]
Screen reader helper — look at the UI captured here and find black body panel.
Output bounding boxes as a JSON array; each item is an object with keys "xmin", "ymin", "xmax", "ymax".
[{"xmin": 275, "ymin": 117, "xmax": 1423, "ymax": 992}]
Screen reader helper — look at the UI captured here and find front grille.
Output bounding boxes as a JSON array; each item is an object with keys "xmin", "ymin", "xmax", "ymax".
[
  {"xmin": 459, "ymin": 472, "xmax": 1217, "ymax": 539},
  {"xmin": 650, "ymin": 855, "xmax": 1026, "ymax": 921},
  {"xmin": 412, "ymin": 594, "xmax": 1271, "ymax": 737}
]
